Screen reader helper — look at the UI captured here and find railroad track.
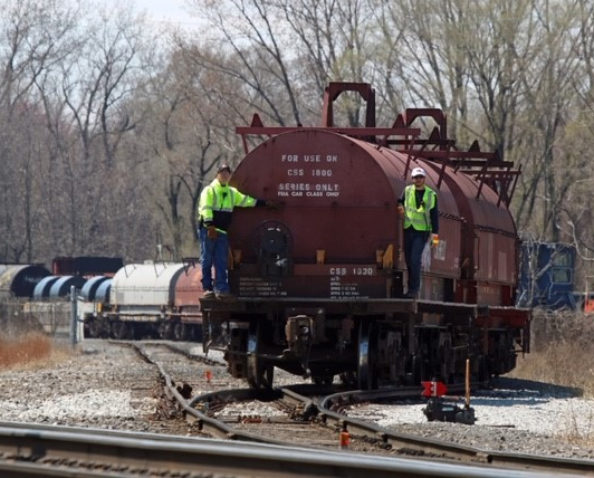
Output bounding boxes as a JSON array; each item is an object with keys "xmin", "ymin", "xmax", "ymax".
[
  {"xmin": 0, "ymin": 421, "xmax": 561, "ymax": 478},
  {"xmin": 126, "ymin": 341, "xmax": 594, "ymax": 476}
]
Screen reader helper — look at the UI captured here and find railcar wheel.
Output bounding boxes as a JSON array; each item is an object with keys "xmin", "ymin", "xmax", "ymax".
[
  {"xmin": 312, "ymin": 374, "xmax": 334, "ymax": 386},
  {"xmin": 357, "ymin": 320, "xmax": 377, "ymax": 390},
  {"xmin": 173, "ymin": 321, "xmax": 189, "ymax": 341},
  {"xmin": 111, "ymin": 320, "xmax": 130, "ymax": 340},
  {"xmin": 87, "ymin": 317, "xmax": 106, "ymax": 338},
  {"xmin": 246, "ymin": 320, "xmax": 274, "ymax": 389},
  {"xmin": 439, "ymin": 333, "xmax": 453, "ymax": 383},
  {"xmin": 339, "ymin": 371, "xmax": 357, "ymax": 387},
  {"xmin": 227, "ymin": 327, "xmax": 248, "ymax": 378},
  {"xmin": 477, "ymin": 355, "xmax": 490, "ymax": 382},
  {"xmin": 158, "ymin": 321, "xmax": 172, "ymax": 339},
  {"xmin": 411, "ymin": 354, "xmax": 424, "ymax": 384},
  {"xmin": 191, "ymin": 324, "xmax": 203, "ymax": 342}
]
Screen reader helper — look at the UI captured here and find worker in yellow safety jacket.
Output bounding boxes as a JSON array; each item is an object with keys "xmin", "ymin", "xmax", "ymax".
[
  {"xmin": 197, "ymin": 163, "xmax": 272, "ymax": 299},
  {"xmin": 397, "ymin": 167, "xmax": 439, "ymax": 298}
]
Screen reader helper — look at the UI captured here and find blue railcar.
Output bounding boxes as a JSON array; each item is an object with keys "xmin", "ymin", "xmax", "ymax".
[{"xmin": 517, "ymin": 242, "xmax": 576, "ymax": 310}]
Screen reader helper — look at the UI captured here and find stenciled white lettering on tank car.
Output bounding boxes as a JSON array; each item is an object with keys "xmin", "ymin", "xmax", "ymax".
[
  {"xmin": 328, "ymin": 266, "xmax": 375, "ymax": 297},
  {"xmin": 239, "ymin": 277, "xmax": 287, "ymax": 297},
  {"xmin": 329, "ymin": 267, "xmax": 375, "ymax": 276},
  {"xmin": 330, "ymin": 275, "xmax": 359, "ymax": 297},
  {"xmin": 278, "ymin": 154, "xmax": 341, "ymax": 198}
]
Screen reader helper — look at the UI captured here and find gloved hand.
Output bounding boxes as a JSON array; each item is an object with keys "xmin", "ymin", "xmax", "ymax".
[
  {"xmin": 431, "ymin": 233, "xmax": 439, "ymax": 247},
  {"xmin": 265, "ymin": 200, "xmax": 281, "ymax": 209},
  {"xmin": 207, "ymin": 225, "xmax": 218, "ymax": 240}
]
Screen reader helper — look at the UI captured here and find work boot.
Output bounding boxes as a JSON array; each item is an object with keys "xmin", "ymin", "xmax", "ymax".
[{"xmin": 216, "ymin": 291, "xmax": 235, "ymax": 301}]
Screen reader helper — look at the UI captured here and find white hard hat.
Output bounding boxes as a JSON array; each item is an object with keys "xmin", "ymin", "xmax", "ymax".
[{"xmin": 411, "ymin": 167, "xmax": 426, "ymax": 177}]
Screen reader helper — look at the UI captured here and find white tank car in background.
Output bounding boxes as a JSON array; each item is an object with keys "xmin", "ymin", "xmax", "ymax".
[{"xmin": 83, "ymin": 261, "xmax": 205, "ymax": 341}]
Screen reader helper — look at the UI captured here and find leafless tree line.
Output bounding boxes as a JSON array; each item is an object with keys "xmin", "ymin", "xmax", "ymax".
[{"xmin": 1, "ymin": 0, "xmax": 593, "ymax": 279}]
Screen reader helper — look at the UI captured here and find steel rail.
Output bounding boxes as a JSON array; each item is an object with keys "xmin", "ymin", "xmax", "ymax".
[
  {"xmin": 0, "ymin": 461, "xmax": 129, "ymax": 477},
  {"xmin": 311, "ymin": 387, "xmax": 594, "ymax": 476},
  {"xmin": 0, "ymin": 460, "xmax": 131, "ymax": 477},
  {"xmin": 129, "ymin": 342, "xmax": 593, "ymax": 476},
  {"xmin": 131, "ymin": 343, "xmax": 240, "ymax": 440},
  {"xmin": 0, "ymin": 423, "xmax": 563, "ymax": 478},
  {"xmin": 151, "ymin": 340, "xmax": 226, "ymax": 366},
  {"xmin": 131, "ymin": 342, "xmax": 291, "ymax": 444}
]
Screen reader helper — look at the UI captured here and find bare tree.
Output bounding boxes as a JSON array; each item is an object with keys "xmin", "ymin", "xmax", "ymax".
[
  {"xmin": 557, "ymin": 0, "xmax": 594, "ymax": 263},
  {"xmin": 32, "ymin": 3, "xmax": 153, "ymax": 258},
  {"xmin": 373, "ymin": 0, "xmax": 474, "ymax": 141},
  {"xmin": 270, "ymin": 0, "xmax": 379, "ymax": 125},
  {"xmin": 185, "ymin": 0, "xmax": 379, "ymax": 127},
  {"xmin": 376, "ymin": 0, "xmax": 594, "ymax": 256},
  {"xmin": 513, "ymin": 1, "xmax": 583, "ymax": 241},
  {"xmin": 2, "ymin": 0, "xmax": 593, "ymax": 272},
  {"xmin": 131, "ymin": 47, "xmax": 232, "ymax": 258},
  {"xmin": 0, "ymin": 0, "xmax": 81, "ymax": 262}
]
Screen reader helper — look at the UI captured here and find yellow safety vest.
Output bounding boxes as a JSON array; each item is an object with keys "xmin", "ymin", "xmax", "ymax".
[
  {"xmin": 198, "ymin": 178, "xmax": 257, "ymax": 232},
  {"xmin": 403, "ymin": 184, "xmax": 436, "ymax": 231}
]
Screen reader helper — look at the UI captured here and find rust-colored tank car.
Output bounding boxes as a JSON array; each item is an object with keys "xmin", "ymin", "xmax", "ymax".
[
  {"xmin": 173, "ymin": 263, "xmax": 204, "ymax": 340},
  {"xmin": 202, "ymin": 83, "xmax": 530, "ymax": 389}
]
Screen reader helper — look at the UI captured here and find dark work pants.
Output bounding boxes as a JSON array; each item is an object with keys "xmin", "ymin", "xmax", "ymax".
[{"xmin": 404, "ymin": 227, "xmax": 430, "ymax": 293}]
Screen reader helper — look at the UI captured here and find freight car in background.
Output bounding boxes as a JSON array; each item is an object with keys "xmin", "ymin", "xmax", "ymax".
[
  {"xmin": 0, "ymin": 257, "xmax": 123, "ymax": 336},
  {"xmin": 82, "ymin": 260, "xmax": 204, "ymax": 341},
  {"xmin": 0, "ymin": 257, "xmax": 204, "ymax": 341},
  {"xmin": 200, "ymin": 82, "xmax": 532, "ymax": 389},
  {"xmin": 516, "ymin": 240, "xmax": 594, "ymax": 313},
  {"xmin": 0, "ymin": 264, "xmax": 51, "ymax": 300},
  {"xmin": 516, "ymin": 241, "xmax": 577, "ymax": 310},
  {"xmin": 0, "ymin": 256, "xmax": 124, "ymax": 300},
  {"xmin": 51, "ymin": 256, "xmax": 124, "ymax": 277}
]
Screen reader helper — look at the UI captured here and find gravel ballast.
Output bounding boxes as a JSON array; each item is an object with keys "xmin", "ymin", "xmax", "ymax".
[{"xmin": 0, "ymin": 339, "xmax": 592, "ymax": 461}]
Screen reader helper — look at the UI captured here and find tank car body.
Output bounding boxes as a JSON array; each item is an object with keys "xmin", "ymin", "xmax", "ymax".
[
  {"xmin": 80, "ymin": 276, "xmax": 110, "ymax": 302},
  {"xmin": 173, "ymin": 263, "xmax": 205, "ymax": 341},
  {"xmin": 0, "ymin": 264, "xmax": 50, "ymax": 299},
  {"xmin": 83, "ymin": 261, "xmax": 204, "ymax": 340},
  {"xmin": 104, "ymin": 262, "xmax": 185, "ymax": 339},
  {"xmin": 48, "ymin": 276, "xmax": 87, "ymax": 298},
  {"xmin": 32, "ymin": 276, "xmax": 62, "ymax": 299},
  {"xmin": 201, "ymin": 82, "xmax": 530, "ymax": 389}
]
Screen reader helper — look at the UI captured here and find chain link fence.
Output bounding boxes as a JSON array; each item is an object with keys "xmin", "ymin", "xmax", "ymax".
[{"xmin": 0, "ymin": 299, "xmax": 71, "ymax": 339}]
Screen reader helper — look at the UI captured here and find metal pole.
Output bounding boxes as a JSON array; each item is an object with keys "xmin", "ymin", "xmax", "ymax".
[{"xmin": 70, "ymin": 285, "xmax": 78, "ymax": 347}]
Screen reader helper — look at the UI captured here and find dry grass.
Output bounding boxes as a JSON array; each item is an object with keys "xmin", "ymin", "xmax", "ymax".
[
  {"xmin": 509, "ymin": 309, "xmax": 594, "ymax": 444},
  {"xmin": 0, "ymin": 333, "xmax": 70, "ymax": 370},
  {"xmin": 560, "ymin": 406, "xmax": 594, "ymax": 447},
  {"xmin": 510, "ymin": 309, "xmax": 594, "ymax": 397}
]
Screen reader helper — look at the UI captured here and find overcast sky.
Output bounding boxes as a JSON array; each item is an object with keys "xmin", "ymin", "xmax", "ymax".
[{"xmin": 134, "ymin": 0, "xmax": 198, "ymax": 27}]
